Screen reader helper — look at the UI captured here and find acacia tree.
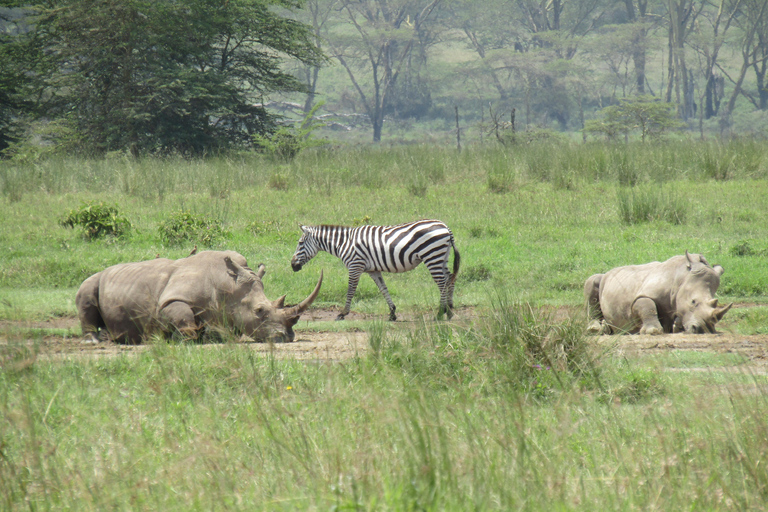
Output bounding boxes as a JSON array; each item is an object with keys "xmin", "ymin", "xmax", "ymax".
[
  {"xmin": 718, "ymin": 0, "xmax": 768, "ymax": 132},
  {"xmin": 688, "ymin": 0, "xmax": 741, "ymax": 121},
  {"xmin": 584, "ymin": 95, "xmax": 685, "ymax": 141},
  {"xmin": 290, "ymin": 0, "xmax": 338, "ymax": 114},
  {"xmin": 15, "ymin": 0, "xmax": 323, "ymax": 156},
  {"xmin": 327, "ymin": 0, "xmax": 442, "ymax": 142}
]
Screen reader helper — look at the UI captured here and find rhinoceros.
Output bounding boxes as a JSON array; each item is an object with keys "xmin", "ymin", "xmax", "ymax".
[
  {"xmin": 584, "ymin": 251, "xmax": 732, "ymax": 335},
  {"xmin": 76, "ymin": 250, "xmax": 323, "ymax": 344}
]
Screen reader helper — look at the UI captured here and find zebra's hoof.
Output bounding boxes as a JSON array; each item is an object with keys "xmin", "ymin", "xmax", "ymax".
[
  {"xmin": 335, "ymin": 314, "xmax": 346, "ymax": 321},
  {"xmin": 388, "ymin": 314, "xmax": 397, "ymax": 322}
]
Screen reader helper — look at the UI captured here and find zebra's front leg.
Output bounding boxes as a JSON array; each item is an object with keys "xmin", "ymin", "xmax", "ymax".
[
  {"xmin": 369, "ymin": 271, "xmax": 397, "ymax": 321},
  {"xmin": 337, "ymin": 268, "xmax": 363, "ymax": 321}
]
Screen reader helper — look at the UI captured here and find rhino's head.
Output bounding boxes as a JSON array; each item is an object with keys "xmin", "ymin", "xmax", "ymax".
[
  {"xmin": 224, "ymin": 256, "xmax": 322, "ymax": 343},
  {"xmin": 675, "ymin": 251, "xmax": 732, "ymax": 334}
]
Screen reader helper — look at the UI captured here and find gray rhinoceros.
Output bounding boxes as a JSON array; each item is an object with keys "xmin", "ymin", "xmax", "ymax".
[
  {"xmin": 76, "ymin": 250, "xmax": 322, "ymax": 344},
  {"xmin": 584, "ymin": 251, "xmax": 732, "ymax": 335}
]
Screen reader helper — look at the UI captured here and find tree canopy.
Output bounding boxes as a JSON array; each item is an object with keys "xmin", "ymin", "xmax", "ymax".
[{"xmin": 2, "ymin": 0, "xmax": 323, "ymax": 156}]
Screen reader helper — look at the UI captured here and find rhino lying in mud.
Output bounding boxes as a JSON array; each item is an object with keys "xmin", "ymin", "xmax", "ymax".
[
  {"xmin": 584, "ymin": 251, "xmax": 732, "ymax": 335},
  {"xmin": 76, "ymin": 251, "xmax": 323, "ymax": 344}
]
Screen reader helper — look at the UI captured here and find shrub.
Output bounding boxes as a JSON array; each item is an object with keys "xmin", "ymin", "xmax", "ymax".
[
  {"xmin": 268, "ymin": 172, "xmax": 290, "ymax": 191},
  {"xmin": 253, "ymin": 102, "xmax": 328, "ymax": 161},
  {"xmin": 158, "ymin": 210, "xmax": 227, "ymax": 247},
  {"xmin": 60, "ymin": 201, "xmax": 131, "ymax": 240},
  {"xmin": 461, "ymin": 264, "xmax": 492, "ymax": 282}
]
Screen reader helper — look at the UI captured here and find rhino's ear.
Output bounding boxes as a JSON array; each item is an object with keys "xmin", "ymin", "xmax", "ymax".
[
  {"xmin": 685, "ymin": 250, "xmax": 694, "ymax": 270},
  {"xmin": 714, "ymin": 264, "xmax": 724, "ymax": 276},
  {"xmin": 256, "ymin": 264, "xmax": 266, "ymax": 279},
  {"xmin": 224, "ymin": 256, "xmax": 256, "ymax": 285}
]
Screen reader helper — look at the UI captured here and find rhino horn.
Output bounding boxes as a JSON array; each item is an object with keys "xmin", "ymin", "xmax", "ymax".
[
  {"xmin": 685, "ymin": 250, "xmax": 693, "ymax": 269},
  {"xmin": 715, "ymin": 302, "xmax": 733, "ymax": 321},
  {"xmin": 274, "ymin": 294, "xmax": 286, "ymax": 308},
  {"xmin": 283, "ymin": 271, "xmax": 323, "ymax": 318},
  {"xmin": 708, "ymin": 298, "xmax": 718, "ymax": 308}
]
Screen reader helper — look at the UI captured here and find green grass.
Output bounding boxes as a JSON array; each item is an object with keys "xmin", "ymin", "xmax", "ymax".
[
  {"xmin": 1, "ymin": 317, "xmax": 767, "ymax": 510},
  {"xmin": 2, "ymin": 140, "xmax": 768, "ymax": 509},
  {"xmin": 3, "ymin": 141, "xmax": 768, "ymax": 319}
]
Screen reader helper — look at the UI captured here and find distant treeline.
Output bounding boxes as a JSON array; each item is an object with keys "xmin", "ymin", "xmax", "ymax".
[{"xmin": 2, "ymin": 0, "xmax": 768, "ymax": 155}]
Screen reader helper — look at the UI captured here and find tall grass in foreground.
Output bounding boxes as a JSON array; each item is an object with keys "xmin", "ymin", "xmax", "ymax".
[{"xmin": 2, "ymin": 304, "xmax": 767, "ymax": 510}]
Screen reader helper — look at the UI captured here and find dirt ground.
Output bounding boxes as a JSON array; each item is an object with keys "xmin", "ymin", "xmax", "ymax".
[{"xmin": 2, "ymin": 305, "xmax": 768, "ymax": 365}]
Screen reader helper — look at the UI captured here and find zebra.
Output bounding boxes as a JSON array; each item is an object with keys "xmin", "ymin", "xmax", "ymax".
[{"xmin": 290, "ymin": 220, "xmax": 460, "ymax": 321}]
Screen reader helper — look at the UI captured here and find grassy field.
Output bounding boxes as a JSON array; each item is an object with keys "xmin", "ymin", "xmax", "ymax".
[{"xmin": 2, "ymin": 140, "xmax": 768, "ymax": 510}]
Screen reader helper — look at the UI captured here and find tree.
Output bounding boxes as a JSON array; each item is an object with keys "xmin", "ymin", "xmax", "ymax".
[
  {"xmin": 664, "ymin": 0, "xmax": 704, "ymax": 121},
  {"xmin": 15, "ymin": 0, "xmax": 323, "ymax": 156},
  {"xmin": 327, "ymin": 0, "xmax": 442, "ymax": 142},
  {"xmin": 622, "ymin": 0, "xmax": 652, "ymax": 95},
  {"xmin": 584, "ymin": 95, "xmax": 686, "ymax": 141},
  {"xmin": 0, "ymin": 6, "xmax": 31, "ymax": 154},
  {"xmin": 718, "ymin": 0, "xmax": 768, "ymax": 132},
  {"xmin": 688, "ymin": 0, "xmax": 741, "ymax": 121}
]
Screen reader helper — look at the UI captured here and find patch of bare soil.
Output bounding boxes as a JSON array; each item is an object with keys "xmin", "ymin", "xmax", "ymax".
[
  {"xmin": 2, "ymin": 305, "xmax": 767, "ymax": 365},
  {"xmin": 593, "ymin": 332, "xmax": 768, "ymax": 363}
]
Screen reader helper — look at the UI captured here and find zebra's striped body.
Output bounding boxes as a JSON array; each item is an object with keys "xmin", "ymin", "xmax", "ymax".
[{"xmin": 291, "ymin": 220, "xmax": 460, "ymax": 320}]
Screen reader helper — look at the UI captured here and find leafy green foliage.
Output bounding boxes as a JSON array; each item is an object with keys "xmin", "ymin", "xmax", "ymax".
[
  {"xmin": 158, "ymin": 210, "xmax": 227, "ymax": 247},
  {"xmin": 585, "ymin": 96, "xmax": 686, "ymax": 142},
  {"xmin": 9, "ymin": 0, "xmax": 324, "ymax": 156},
  {"xmin": 59, "ymin": 201, "xmax": 131, "ymax": 240},
  {"xmin": 253, "ymin": 102, "xmax": 328, "ymax": 161}
]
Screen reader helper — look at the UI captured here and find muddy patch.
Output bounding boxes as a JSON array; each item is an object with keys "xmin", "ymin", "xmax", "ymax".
[{"xmin": 2, "ymin": 306, "xmax": 767, "ymax": 365}]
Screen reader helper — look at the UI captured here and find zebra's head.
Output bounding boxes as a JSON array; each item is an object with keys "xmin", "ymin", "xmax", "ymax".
[{"xmin": 291, "ymin": 225, "xmax": 319, "ymax": 272}]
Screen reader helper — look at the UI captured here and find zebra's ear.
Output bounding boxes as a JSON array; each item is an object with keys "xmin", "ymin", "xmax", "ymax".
[{"xmin": 300, "ymin": 224, "xmax": 309, "ymax": 233}]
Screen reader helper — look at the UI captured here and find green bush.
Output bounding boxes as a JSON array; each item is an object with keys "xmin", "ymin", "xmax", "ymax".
[
  {"xmin": 158, "ymin": 210, "xmax": 227, "ymax": 247},
  {"xmin": 59, "ymin": 201, "xmax": 131, "ymax": 240},
  {"xmin": 253, "ymin": 102, "xmax": 328, "ymax": 161}
]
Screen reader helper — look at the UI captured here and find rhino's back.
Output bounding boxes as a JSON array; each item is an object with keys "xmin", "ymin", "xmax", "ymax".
[
  {"xmin": 97, "ymin": 259, "xmax": 178, "ymax": 339},
  {"xmin": 157, "ymin": 251, "xmax": 246, "ymax": 311}
]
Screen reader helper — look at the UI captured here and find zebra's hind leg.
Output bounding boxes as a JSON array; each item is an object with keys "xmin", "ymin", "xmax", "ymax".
[
  {"xmin": 369, "ymin": 272, "xmax": 397, "ymax": 321},
  {"xmin": 429, "ymin": 266, "xmax": 454, "ymax": 320}
]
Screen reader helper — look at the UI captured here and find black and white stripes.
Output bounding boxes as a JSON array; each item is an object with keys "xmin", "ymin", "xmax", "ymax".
[{"xmin": 290, "ymin": 220, "xmax": 460, "ymax": 320}]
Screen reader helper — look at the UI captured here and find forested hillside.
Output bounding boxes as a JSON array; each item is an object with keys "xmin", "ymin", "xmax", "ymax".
[{"xmin": 2, "ymin": 0, "xmax": 768, "ymax": 153}]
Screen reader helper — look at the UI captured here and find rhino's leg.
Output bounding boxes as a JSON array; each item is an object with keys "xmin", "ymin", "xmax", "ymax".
[
  {"xmin": 160, "ymin": 301, "xmax": 199, "ymax": 339},
  {"xmin": 76, "ymin": 274, "xmax": 105, "ymax": 343},
  {"xmin": 369, "ymin": 271, "xmax": 397, "ymax": 321},
  {"xmin": 633, "ymin": 297, "xmax": 664, "ymax": 335},
  {"xmin": 584, "ymin": 274, "xmax": 604, "ymax": 334}
]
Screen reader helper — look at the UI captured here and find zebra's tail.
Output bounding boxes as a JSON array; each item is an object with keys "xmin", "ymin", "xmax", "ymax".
[{"xmin": 450, "ymin": 237, "xmax": 461, "ymax": 284}]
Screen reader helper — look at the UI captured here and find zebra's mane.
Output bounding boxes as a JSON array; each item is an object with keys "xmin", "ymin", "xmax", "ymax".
[{"xmin": 313, "ymin": 224, "xmax": 356, "ymax": 229}]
